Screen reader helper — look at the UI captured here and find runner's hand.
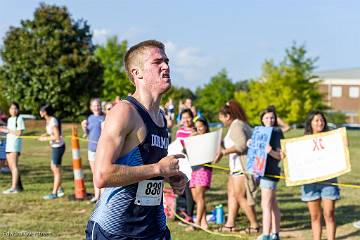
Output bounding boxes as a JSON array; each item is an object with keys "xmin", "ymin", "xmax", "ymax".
[
  {"xmin": 157, "ymin": 154, "xmax": 184, "ymax": 178},
  {"xmin": 168, "ymin": 174, "xmax": 187, "ymax": 195}
]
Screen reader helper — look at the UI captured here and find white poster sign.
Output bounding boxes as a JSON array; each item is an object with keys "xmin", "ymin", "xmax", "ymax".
[
  {"xmin": 167, "ymin": 139, "xmax": 192, "ymax": 181},
  {"xmin": 183, "ymin": 129, "xmax": 222, "ymax": 166},
  {"xmin": 281, "ymin": 127, "xmax": 351, "ymax": 186}
]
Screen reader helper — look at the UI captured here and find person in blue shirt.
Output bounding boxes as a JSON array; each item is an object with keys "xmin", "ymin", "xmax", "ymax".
[{"xmin": 81, "ymin": 98, "xmax": 105, "ymax": 203}]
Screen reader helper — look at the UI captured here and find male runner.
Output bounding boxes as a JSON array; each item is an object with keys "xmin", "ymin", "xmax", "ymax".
[{"xmin": 86, "ymin": 40, "xmax": 187, "ymax": 240}]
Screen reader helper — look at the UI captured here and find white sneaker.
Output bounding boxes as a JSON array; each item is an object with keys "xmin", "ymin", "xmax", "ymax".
[
  {"xmin": 3, "ymin": 188, "xmax": 19, "ymax": 194},
  {"xmin": 57, "ymin": 188, "xmax": 64, "ymax": 197}
]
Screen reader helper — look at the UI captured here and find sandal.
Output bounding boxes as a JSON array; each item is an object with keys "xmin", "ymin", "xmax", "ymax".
[
  {"xmin": 239, "ymin": 226, "xmax": 260, "ymax": 234},
  {"xmin": 218, "ymin": 225, "xmax": 236, "ymax": 232}
]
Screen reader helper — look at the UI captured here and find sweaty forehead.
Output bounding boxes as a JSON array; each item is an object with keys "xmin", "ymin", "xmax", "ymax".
[{"xmin": 143, "ymin": 47, "xmax": 167, "ymax": 61}]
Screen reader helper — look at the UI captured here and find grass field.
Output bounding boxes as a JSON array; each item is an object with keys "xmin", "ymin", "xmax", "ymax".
[{"xmin": 0, "ymin": 123, "xmax": 359, "ymax": 240}]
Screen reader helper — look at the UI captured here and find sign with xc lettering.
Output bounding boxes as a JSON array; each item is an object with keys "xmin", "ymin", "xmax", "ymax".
[
  {"xmin": 281, "ymin": 127, "xmax": 351, "ymax": 186},
  {"xmin": 246, "ymin": 126, "xmax": 273, "ymax": 176}
]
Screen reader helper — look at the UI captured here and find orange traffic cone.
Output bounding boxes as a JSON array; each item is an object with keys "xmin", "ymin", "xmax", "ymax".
[{"xmin": 71, "ymin": 126, "xmax": 87, "ymax": 200}]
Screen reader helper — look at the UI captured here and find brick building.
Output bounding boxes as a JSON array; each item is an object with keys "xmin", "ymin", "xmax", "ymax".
[{"xmin": 314, "ymin": 68, "xmax": 360, "ymax": 123}]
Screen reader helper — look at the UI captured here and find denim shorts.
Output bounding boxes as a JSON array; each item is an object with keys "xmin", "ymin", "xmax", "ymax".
[
  {"xmin": 259, "ymin": 177, "xmax": 278, "ymax": 190},
  {"xmin": 301, "ymin": 178, "xmax": 340, "ymax": 202},
  {"xmin": 88, "ymin": 150, "xmax": 96, "ymax": 162},
  {"xmin": 51, "ymin": 145, "xmax": 65, "ymax": 166}
]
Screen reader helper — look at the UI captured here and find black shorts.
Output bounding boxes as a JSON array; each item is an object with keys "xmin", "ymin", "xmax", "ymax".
[
  {"xmin": 51, "ymin": 145, "xmax": 65, "ymax": 166},
  {"xmin": 85, "ymin": 221, "xmax": 171, "ymax": 240}
]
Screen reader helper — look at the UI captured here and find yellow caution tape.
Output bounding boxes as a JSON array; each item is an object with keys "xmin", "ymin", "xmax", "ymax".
[
  {"xmin": 0, "ymin": 134, "xmax": 98, "ymax": 144},
  {"xmin": 203, "ymin": 164, "xmax": 360, "ymax": 189},
  {"xmin": 1, "ymin": 135, "xmax": 359, "ymax": 189},
  {"xmin": 170, "ymin": 206, "xmax": 247, "ymax": 239}
]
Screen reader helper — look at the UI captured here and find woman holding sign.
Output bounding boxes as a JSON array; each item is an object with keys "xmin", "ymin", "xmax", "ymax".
[
  {"xmin": 301, "ymin": 111, "xmax": 339, "ymax": 240},
  {"xmin": 253, "ymin": 107, "xmax": 283, "ymax": 240},
  {"xmin": 190, "ymin": 116, "xmax": 213, "ymax": 230},
  {"xmin": 215, "ymin": 100, "xmax": 259, "ymax": 233}
]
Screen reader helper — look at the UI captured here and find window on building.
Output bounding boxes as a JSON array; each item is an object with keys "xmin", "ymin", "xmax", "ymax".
[
  {"xmin": 331, "ymin": 86, "xmax": 342, "ymax": 98},
  {"xmin": 349, "ymin": 86, "xmax": 359, "ymax": 98}
]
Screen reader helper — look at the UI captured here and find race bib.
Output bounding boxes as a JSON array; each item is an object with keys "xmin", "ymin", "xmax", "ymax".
[{"xmin": 135, "ymin": 180, "xmax": 163, "ymax": 206}]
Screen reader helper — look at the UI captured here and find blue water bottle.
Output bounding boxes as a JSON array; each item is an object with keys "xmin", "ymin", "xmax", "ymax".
[
  {"xmin": 215, "ymin": 204, "xmax": 224, "ymax": 224},
  {"xmin": 211, "ymin": 208, "xmax": 217, "ymax": 222}
]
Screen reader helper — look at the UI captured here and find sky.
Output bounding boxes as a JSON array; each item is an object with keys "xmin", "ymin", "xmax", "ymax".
[{"xmin": 1, "ymin": 1, "xmax": 359, "ymax": 90}]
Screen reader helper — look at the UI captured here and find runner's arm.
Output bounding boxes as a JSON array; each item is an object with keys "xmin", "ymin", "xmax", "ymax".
[{"xmin": 94, "ymin": 103, "xmax": 181, "ymax": 188}]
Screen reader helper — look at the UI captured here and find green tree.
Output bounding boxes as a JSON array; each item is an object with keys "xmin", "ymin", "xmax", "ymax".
[
  {"xmin": 0, "ymin": 80, "xmax": 10, "ymax": 113},
  {"xmin": 196, "ymin": 69, "xmax": 235, "ymax": 121},
  {"xmin": 234, "ymin": 79, "xmax": 250, "ymax": 92},
  {"xmin": 162, "ymin": 85, "xmax": 195, "ymax": 104},
  {"xmin": 95, "ymin": 36, "xmax": 134, "ymax": 100},
  {"xmin": 0, "ymin": 3, "xmax": 103, "ymax": 119},
  {"xmin": 235, "ymin": 43, "xmax": 325, "ymax": 125},
  {"xmin": 325, "ymin": 111, "xmax": 347, "ymax": 125},
  {"xmin": 162, "ymin": 85, "xmax": 195, "ymax": 113}
]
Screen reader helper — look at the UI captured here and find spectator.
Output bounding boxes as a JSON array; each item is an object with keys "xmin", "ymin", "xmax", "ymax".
[
  {"xmin": 215, "ymin": 100, "xmax": 259, "ymax": 233},
  {"xmin": 81, "ymin": 98, "xmax": 105, "ymax": 203},
  {"xmin": 190, "ymin": 116, "xmax": 213, "ymax": 230},
  {"xmin": 38, "ymin": 104, "xmax": 65, "ymax": 200},
  {"xmin": 1, "ymin": 102, "xmax": 25, "ymax": 194},
  {"xmin": 252, "ymin": 107, "xmax": 284, "ymax": 240},
  {"xmin": 176, "ymin": 108, "xmax": 196, "ymax": 230},
  {"xmin": 301, "ymin": 111, "xmax": 339, "ymax": 240}
]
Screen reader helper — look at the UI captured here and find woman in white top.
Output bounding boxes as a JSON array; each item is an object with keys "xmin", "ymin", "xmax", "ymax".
[
  {"xmin": 38, "ymin": 104, "xmax": 65, "ymax": 200},
  {"xmin": 214, "ymin": 100, "xmax": 259, "ymax": 233},
  {"xmin": 0, "ymin": 102, "xmax": 25, "ymax": 194}
]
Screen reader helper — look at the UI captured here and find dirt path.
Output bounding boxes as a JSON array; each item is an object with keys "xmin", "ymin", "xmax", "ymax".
[{"xmin": 281, "ymin": 224, "xmax": 360, "ymax": 240}]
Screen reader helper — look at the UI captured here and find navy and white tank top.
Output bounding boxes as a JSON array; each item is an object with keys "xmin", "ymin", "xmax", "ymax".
[{"xmin": 90, "ymin": 96, "xmax": 169, "ymax": 239}]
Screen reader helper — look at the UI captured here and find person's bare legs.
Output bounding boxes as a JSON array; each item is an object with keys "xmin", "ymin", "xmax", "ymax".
[
  {"xmin": 307, "ymin": 199, "xmax": 322, "ymax": 240},
  {"xmin": 323, "ymin": 199, "xmax": 336, "ymax": 240},
  {"xmin": 7, "ymin": 152, "xmax": 19, "ymax": 189},
  {"xmin": 261, "ymin": 188, "xmax": 273, "ymax": 235},
  {"xmin": 224, "ymin": 176, "xmax": 239, "ymax": 229},
  {"xmin": 89, "ymin": 160, "xmax": 100, "ymax": 199},
  {"xmin": 191, "ymin": 186, "xmax": 208, "ymax": 229},
  {"xmin": 271, "ymin": 194, "xmax": 281, "ymax": 234},
  {"xmin": 200, "ymin": 210, "xmax": 207, "ymax": 228},
  {"xmin": 51, "ymin": 164, "xmax": 61, "ymax": 194},
  {"xmin": 233, "ymin": 175, "xmax": 259, "ymax": 229}
]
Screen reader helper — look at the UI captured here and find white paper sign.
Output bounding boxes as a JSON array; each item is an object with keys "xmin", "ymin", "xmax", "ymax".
[
  {"xmin": 281, "ymin": 127, "xmax": 351, "ymax": 186},
  {"xmin": 183, "ymin": 129, "xmax": 222, "ymax": 166},
  {"xmin": 167, "ymin": 139, "xmax": 192, "ymax": 181},
  {"xmin": 167, "ymin": 139, "xmax": 183, "ymax": 156}
]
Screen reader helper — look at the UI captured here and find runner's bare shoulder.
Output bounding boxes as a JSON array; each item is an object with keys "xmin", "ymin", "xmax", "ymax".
[{"xmin": 103, "ymin": 100, "xmax": 138, "ymax": 135}]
